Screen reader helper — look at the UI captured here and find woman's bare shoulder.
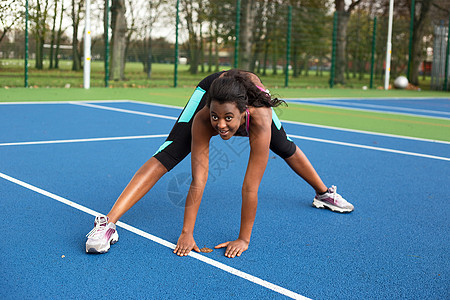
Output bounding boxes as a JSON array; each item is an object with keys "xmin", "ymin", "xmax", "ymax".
[
  {"xmin": 193, "ymin": 106, "xmax": 217, "ymax": 136},
  {"xmin": 249, "ymin": 106, "xmax": 272, "ymax": 127}
]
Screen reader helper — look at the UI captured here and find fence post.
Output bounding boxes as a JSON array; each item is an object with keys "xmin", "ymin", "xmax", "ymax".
[
  {"xmin": 284, "ymin": 5, "xmax": 292, "ymax": 88},
  {"xmin": 104, "ymin": 0, "xmax": 110, "ymax": 87},
  {"xmin": 370, "ymin": 17, "xmax": 377, "ymax": 89},
  {"xmin": 330, "ymin": 11, "xmax": 338, "ymax": 88},
  {"xmin": 24, "ymin": 0, "xmax": 29, "ymax": 88},
  {"xmin": 174, "ymin": 0, "xmax": 180, "ymax": 87},
  {"xmin": 407, "ymin": 0, "xmax": 415, "ymax": 80},
  {"xmin": 234, "ymin": 0, "xmax": 241, "ymax": 69}
]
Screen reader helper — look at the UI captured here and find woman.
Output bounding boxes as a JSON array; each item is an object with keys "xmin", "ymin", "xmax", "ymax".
[{"xmin": 86, "ymin": 70, "xmax": 354, "ymax": 257}]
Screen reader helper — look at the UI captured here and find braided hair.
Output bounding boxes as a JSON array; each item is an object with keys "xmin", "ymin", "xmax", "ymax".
[{"xmin": 206, "ymin": 69, "xmax": 286, "ymax": 113}]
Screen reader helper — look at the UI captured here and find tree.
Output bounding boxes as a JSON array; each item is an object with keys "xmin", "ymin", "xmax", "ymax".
[
  {"xmin": 0, "ymin": 0, "xmax": 24, "ymax": 45},
  {"xmin": 333, "ymin": 0, "xmax": 362, "ymax": 85},
  {"xmin": 54, "ymin": 0, "xmax": 65, "ymax": 69},
  {"xmin": 408, "ymin": 0, "xmax": 434, "ymax": 85},
  {"xmin": 137, "ymin": 0, "xmax": 167, "ymax": 79},
  {"xmin": 239, "ymin": 0, "xmax": 256, "ymax": 70},
  {"xmin": 181, "ymin": 0, "xmax": 203, "ymax": 74},
  {"xmin": 110, "ymin": 0, "xmax": 127, "ymax": 80},
  {"xmin": 71, "ymin": 0, "xmax": 84, "ymax": 71},
  {"xmin": 31, "ymin": 0, "xmax": 51, "ymax": 69},
  {"xmin": 48, "ymin": 0, "xmax": 59, "ymax": 69}
]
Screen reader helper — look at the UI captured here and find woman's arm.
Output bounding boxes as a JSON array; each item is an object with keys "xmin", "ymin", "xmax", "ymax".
[
  {"xmin": 174, "ymin": 107, "xmax": 215, "ymax": 256},
  {"xmin": 215, "ymin": 107, "xmax": 272, "ymax": 258}
]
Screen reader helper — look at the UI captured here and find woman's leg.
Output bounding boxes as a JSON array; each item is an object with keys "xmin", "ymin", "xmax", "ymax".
[
  {"xmin": 107, "ymin": 72, "xmax": 225, "ymax": 223},
  {"xmin": 268, "ymin": 112, "xmax": 327, "ymax": 194},
  {"xmin": 284, "ymin": 146, "xmax": 327, "ymax": 194},
  {"xmin": 107, "ymin": 157, "xmax": 168, "ymax": 223}
]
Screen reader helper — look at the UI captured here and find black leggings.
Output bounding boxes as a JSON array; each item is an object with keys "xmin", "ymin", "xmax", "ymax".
[{"xmin": 153, "ymin": 72, "xmax": 296, "ymax": 171}]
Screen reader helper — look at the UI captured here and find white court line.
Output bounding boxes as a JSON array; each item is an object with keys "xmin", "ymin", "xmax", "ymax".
[
  {"xmin": 69, "ymin": 101, "xmax": 178, "ymax": 121},
  {"xmin": 289, "ymin": 134, "xmax": 450, "ymax": 162},
  {"xmin": 1, "ymin": 102, "xmax": 448, "ymax": 161},
  {"xmin": 0, "ymin": 134, "xmax": 168, "ymax": 147},
  {"xmin": 284, "ymin": 100, "xmax": 450, "ymax": 120},
  {"xmin": 280, "ymin": 120, "xmax": 450, "ymax": 145},
  {"xmin": 127, "ymin": 100, "xmax": 450, "ymax": 145},
  {"xmin": 1, "ymin": 132, "xmax": 447, "ymax": 162},
  {"xmin": 2, "ymin": 100, "xmax": 448, "ymax": 144},
  {"xmin": 0, "ymin": 100, "xmax": 131, "ymax": 105},
  {"xmin": 310, "ymin": 100, "xmax": 450, "ymax": 116},
  {"xmin": 0, "ymin": 171, "xmax": 309, "ymax": 300}
]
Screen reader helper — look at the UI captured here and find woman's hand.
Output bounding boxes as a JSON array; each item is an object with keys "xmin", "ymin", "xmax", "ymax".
[
  {"xmin": 215, "ymin": 239, "xmax": 249, "ymax": 258},
  {"xmin": 174, "ymin": 232, "xmax": 200, "ymax": 256}
]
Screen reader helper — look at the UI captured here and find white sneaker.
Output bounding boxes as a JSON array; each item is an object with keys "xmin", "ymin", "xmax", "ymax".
[
  {"xmin": 313, "ymin": 185, "xmax": 354, "ymax": 213},
  {"xmin": 86, "ymin": 215, "xmax": 119, "ymax": 253}
]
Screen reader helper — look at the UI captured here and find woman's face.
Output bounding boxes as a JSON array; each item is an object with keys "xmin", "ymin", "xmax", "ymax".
[{"xmin": 209, "ymin": 100, "xmax": 245, "ymax": 140}]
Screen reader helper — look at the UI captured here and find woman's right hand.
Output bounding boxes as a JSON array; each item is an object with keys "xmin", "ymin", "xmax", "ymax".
[{"xmin": 173, "ymin": 232, "xmax": 200, "ymax": 256}]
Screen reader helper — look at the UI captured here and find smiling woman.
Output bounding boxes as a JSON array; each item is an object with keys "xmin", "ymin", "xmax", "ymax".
[{"xmin": 85, "ymin": 69, "xmax": 354, "ymax": 257}]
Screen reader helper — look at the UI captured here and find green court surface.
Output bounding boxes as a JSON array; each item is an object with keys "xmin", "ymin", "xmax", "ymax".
[{"xmin": 1, "ymin": 87, "xmax": 449, "ymax": 142}]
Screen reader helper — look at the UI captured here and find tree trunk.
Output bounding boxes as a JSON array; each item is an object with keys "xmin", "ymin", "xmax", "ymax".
[
  {"xmin": 208, "ymin": 23, "xmax": 213, "ymax": 73},
  {"xmin": 239, "ymin": 0, "xmax": 255, "ymax": 70},
  {"xmin": 146, "ymin": 37, "xmax": 152, "ymax": 79},
  {"xmin": 409, "ymin": 0, "xmax": 432, "ymax": 86},
  {"xmin": 71, "ymin": 0, "xmax": 82, "ymax": 71},
  {"xmin": 110, "ymin": 0, "xmax": 127, "ymax": 80},
  {"xmin": 49, "ymin": 0, "xmax": 58, "ymax": 69},
  {"xmin": 34, "ymin": 0, "xmax": 44, "ymax": 69},
  {"xmin": 262, "ymin": 35, "xmax": 269, "ymax": 76},
  {"xmin": 55, "ymin": 0, "xmax": 64, "ymax": 69},
  {"xmin": 335, "ymin": 11, "xmax": 350, "ymax": 85},
  {"xmin": 334, "ymin": 0, "xmax": 362, "ymax": 85},
  {"xmin": 214, "ymin": 29, "xmax": 220, "ymax": 72}
]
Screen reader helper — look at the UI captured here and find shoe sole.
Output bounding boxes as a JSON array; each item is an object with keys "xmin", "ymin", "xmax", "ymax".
[
  {"xmin": 86, "ymin": 233, "xmax": 119, "ymax": 254},
  {"xmin": 313, "ymin": 199, "xmax": 353, "ymax": 213}
]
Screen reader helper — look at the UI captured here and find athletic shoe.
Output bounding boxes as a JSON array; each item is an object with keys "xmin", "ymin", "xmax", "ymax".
[
  {"xmin": 86, "ymin": 215, "xmax": 119, "ymax": 254},
  {"xmin": 313, "ymin": 185, "xmax": 354, "ymax": 213}
]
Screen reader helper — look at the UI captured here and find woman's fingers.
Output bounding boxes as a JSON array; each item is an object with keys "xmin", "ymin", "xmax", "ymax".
[
  {"xmin": 214, "ymin": 242, "xmax": 230, "ymax": 249},
  {"xmin": 225, "ymin": 246, "xmax": 243, "ymax": 258},
  {"xmin": 215, "ymin": 240, "xmax": 248, "ymax": 258}
]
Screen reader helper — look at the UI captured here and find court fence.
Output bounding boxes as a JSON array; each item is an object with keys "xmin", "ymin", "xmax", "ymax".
[{"xmin": 0, "ymin": 0, "xmax": 449, "ymax": 90}]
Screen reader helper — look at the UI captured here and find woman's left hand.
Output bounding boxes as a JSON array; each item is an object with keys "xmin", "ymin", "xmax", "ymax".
[{"xmin": 215, "ymin": 239, "xmax": 249, "ymax": 258}]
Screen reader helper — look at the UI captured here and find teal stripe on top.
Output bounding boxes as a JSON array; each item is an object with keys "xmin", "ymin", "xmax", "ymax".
[
  {"xmin": 153, "ymin": 141, "xmax": 173, "ymax": 155},
  {"xmin": 178, "ymin": 86, "xmax": 206, "ymax": 123},
  {"xmin": 271, "ymin": 108, "xmax": 282, "ymax": 130}
]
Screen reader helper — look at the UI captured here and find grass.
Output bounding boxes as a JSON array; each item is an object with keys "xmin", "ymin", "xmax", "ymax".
[
  {"xmin": 1, "ymin": 59, "xmax": 449, "ymax": 142},
  {"xmin": 1, "ymin": 59, "xmax": 449, "ymax": 93},
  {"xmin": 2, "ymin": 85, "xmax": 449, "ymax": 142}
]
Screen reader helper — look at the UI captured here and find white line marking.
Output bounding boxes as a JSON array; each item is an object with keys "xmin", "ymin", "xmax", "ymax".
[
  {"xmin": 1, "ymin": 132, "xmax": 447, "ymax": 162},
  {"xmin": 128, "ymin": 100, "xmax": 184, "ymax": 109},
  {"xmin": 289, "ymin": 134, "xmax": 450, "ymax": 161},
  {"xmin": 2, "ymin": 100, "xmax": 448, "ymax": 144},
  {"xmin": 0, "ymin": 134, "xmax": 168, "ymax": 147},
  {"xmin": 284, "ymin": 100, "xmax": 450, "ymax": 120},
  {"xmin": 281, "ymin": 120, "xmax": 450, "ymax": 145},
  {"xmin": 0, "ymin": 171, "xmax": 310, "ymax": 300},
  {"xmin": 0, "ymin": 100, "xmax": 131, "ymax": 105},
  {"xmin": 69, "ymin": 101, "xmax": 178, "ymax": 120},
  {"xmin": 311, "ymin": 100, "xmax": 450, "ymax": 116},
  {"xmin": 125, "ymin": 100, "xmax": 450, "ymax": 144}
]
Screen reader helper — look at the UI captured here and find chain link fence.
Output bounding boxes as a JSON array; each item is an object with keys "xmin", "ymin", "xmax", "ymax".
[{"xmin": 0, "ymin": 0, "xmax": 448, "ymax": 90}]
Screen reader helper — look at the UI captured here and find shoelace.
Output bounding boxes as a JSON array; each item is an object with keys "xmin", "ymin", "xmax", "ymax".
[
  {"xmin": 86, "ymin": 218, "xmax": 108, "ymax": 238},
  {"xmin": 329, "ymin": 185, "xmax": 342, "ymax": 205}
]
